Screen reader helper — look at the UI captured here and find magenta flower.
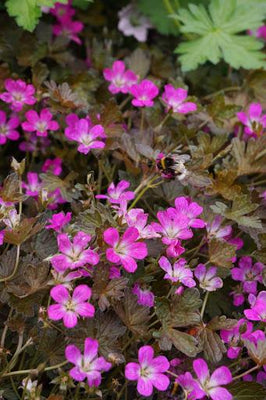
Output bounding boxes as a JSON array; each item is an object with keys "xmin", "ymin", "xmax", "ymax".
[
  {"xmin": 0, "ymin": 231, "xmax": 4, "ymax": 246},
  {"xmin": 231, "ymin": 256, "xmax": 264, "ymax": 295},
  {"xmin": 103, "ymin": 227, "xmax": 147, "ymax": 273},
  {"xmin": 176, "ymin": 372, "xmax": 205, "ymax": 400},
  {"xmin": 42, "ymin": 157, "xmax": 62, "ymax": 176},
  {"xmin": 22, "ymin": 172, "xmax": 41, "ymax": 197},
  {"xmin": 237, "ymin": 103, "xmax": 266, "ymax": 137},
  {"xmin": 50, "ymin": 2, "xmax": 75, "ymax": 20},
  {"xmin": 118, "ymin": 4, "xmax": 152, "ymax": 42},
  {"xmin": 19, "ymin": 132, "xmax": 51, "ymax": 153},
  {"xmin": 0, "ymin": 79, "xmax": 36, "ymax": 112},
  {"xmin": 65, "ymin": 114, "xmax": 106, "ymax": 154},
  {"xmin": 230, "ymin": 285, "xmax": 245, "ymax": 307},
  {"xmin": 159, "ymin": 256, "xmax": 196, "ymax": 288},
  {"xmin": 51, "ymin": 231, "xmax": 99, "ymax": 272},
  {"xmin": 96, "ymin": 180, "xmax": 134, "ymax": 204},
  {"xmin": 125, "ymin": 208, "xmax": 159, "ymax": 239},
  {"xmin": 162, "ymin": 85, "xmax": 197, "ymax": 114},
  {"xmin": 192, "ymin": 358, "xmax": 232, "ymax": 400},
  {"xmin": 244, "ymin": 291, "xmax": 266, "ymax": 322},
  {"xmin": 169, "ymin": 197, "xmax": 205, "ymax": 229},
  {"xmin": 132, "ymin": 283, "xmax": 154, "ymax": 308},
  {"xmin": 125, "ymin": 345, "xmax": 170, "ymax": 397},
  {"xmin": 220, "ymin": 318, "xmax": 253, "ymax": 359},
  {"xmin": 46, "ymin": 211, "xmax": 72, "ymax": 232},
  {"xmin": 0, "ymin": 111, "xmax": 20, "ymax": 144},
  {"xmin": 206, "ymin": 216, "xmax": 232, "ymax": 240},
  {"xmin": 53, "ymin": 16, "xmax": 84, "ymax": 45},
  {"xmin": 48, "ymin": 284, "xmax": 94, "ymax": 328},
  {"xmin": 65, "ymin": 338, "xmax": 112, "ymax": 386},
  {"xmin": 22, "ymin": 109, "xmax": 59, "ymax": 137},
  {"xmin": 130, "ymin": 80, "xmax": 159, "ymax": 107},
  {"xmin": 194, "ymin": 264, "xmax": 223, "ymax": 291},
  {"xmin": 103, "ymin": 61, "xmax": 137, "ymax": 94}
]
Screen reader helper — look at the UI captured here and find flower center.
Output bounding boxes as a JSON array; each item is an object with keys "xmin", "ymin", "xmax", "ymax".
[
  {"xmin": 0, "ymin": 124, "xmax": 7, "ymax": 134},
  {"xmin": 36, "ymin": 121, "xmax": 47, "ymax": 132},
  {"xmin": 13, "ymin": 92, "xmax": 23, "ymax": 101},
  {"xmin": 65, "ymin": 300, "xmax": 76, "ymax": 312}
]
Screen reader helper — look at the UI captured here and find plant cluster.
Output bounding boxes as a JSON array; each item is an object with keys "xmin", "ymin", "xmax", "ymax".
[{"xmin": 0, "ymin": 1, "xmax": 265, "ymax": 399}]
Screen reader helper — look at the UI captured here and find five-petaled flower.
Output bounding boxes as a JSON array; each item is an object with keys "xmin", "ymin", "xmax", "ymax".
[
  {"xmin": 0, "ymin": 111, "xmax": 20, "ymax": 145},
  {"xmin": 231, "ymin": 256, "xmax": 264, "ymax": 295},
  {"xmin": 237, "ymin": 103, "xmax": 266, "ymax": 137},
  {"xmin": 162, "ymin": 84, "xmax": 197, "ymax": 114},
  {"xmin": 22, "ymin": 108, "xmax": 59, "ymax": 137},
  {"xmin": 194, "ymin": 264, "xmax": 223, "ymax": 292},
  {"xmin": 125, "ymin": 345, "xmax": 170, "ymax": 397},
  {"xmin": 103, "ymin": 61, "xmax": 137, "ymax": 94},
  {"xmin": 0, "ymin": 79, "xmax": 36, "ymax": 112},
  {"xmin": 48, "ymin": 284, "xmax": 95, "ymax": 328},
  {"xmin": 65, "ymin": 338, "xmax": 112, "ymax": 386},
  {"xmin": 130, "ymin": 79, "xmax": 159, "ymax": 107},
  {"xmin": 159, "ymin": 256, "xmax": 196, "ymax": 288},
  {"xmin": 96, "ymin": 180, "xmax": 134, "ymax": 204},
  {"xmin": 103, "ymin": 227, "xmax": 147, "ymax": 273}
]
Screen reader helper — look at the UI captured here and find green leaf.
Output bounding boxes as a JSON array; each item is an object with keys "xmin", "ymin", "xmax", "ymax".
[
  {"xmin": 137, "ymin": 0, "xmax": 179, "ymax": 35},
  {"xmin": 72, "ymin": 0, "xmax": 93, "ymax": 9},
  {"xmin": 175, "ymin": 0, "xmax": 266, "ymax": 71},
  {"xmin": 227, "ymin": 381, "xmax": 266, "ymax": 400}
]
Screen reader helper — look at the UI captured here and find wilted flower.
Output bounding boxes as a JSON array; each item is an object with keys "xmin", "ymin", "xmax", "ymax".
[
  {"xmin": 244, "ymin": 291, "xmax": 266, "ymax": 322},
  {"xmin": 194, "ymin": 264, "xmax": 223, "ymax": 291},
  {"xmin": 132, "ymin": 283, "xmax": 154, "ymax": 307},
  {"xmin": 206, "ymin": 216, "xmax": 232, "ymax": 240},
  {"xmin": 162, "ymin": 85, "xmax": 197, "ymax": 114},
  {"xmin": 130, "ymin": 79, "xmax": 159, "ymax": 107},
  {"xmin": 237, "ymin": 103, "xmax": 266, "ymax": 137},
  {"xmin": 0, "ymin": 111, "xmax": 20, "ymax": 145},
  {"xmin": 103, "ymin": 60, "xmax": 137, "ymax": 94},
  {"xmin": 65, "ymin": 114, "xmax": 106, "ymax": 154},
  {"xmin": 118, "ymin": 4, "xmax": 152, "ymax": 42},
  {"xmin": 125, "ymin": 345, "xmax": 170, "ymax": 397},
  {"xmin": 46, "ymin": 211, "xmax": 72, "ymax": 232},
  {"xmin": 48, "ymin": 284, "xmax": 95, "ymax": 328},
  {"xmin": 220, "ymin": 318, "xmax": 253, "ymax": 359},
  {"xmin": 103, "ymin": 227, "xmax": 147, "ymax": 273},
  {"xmin": 65, "ymin": 338, "xmax": 112, "ymax": 386},
  {"xmin": 51, "ymin": 231, "xmax": 99, "ymax": 272},
  {"xmin": 22, "ymin": 108, "xmax": 59, "ymax": 137},
  {"xmin": 0, "ymin": 79, "xmax": 36, "ymax": 111}
]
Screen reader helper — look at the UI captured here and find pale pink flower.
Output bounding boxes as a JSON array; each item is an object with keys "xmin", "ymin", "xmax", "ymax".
[
  {"xmin": 237, "ymin": 103, "xmax": 266, "ymax": 137},
  {"xmin": 125, "ymin": 208, "xmax": 159, "ymax": 239},
  {"xmin": 48, "ymin": 284, "xmax": 94, "ymax": 328},
  {"xmin": 162, "ymin": 84, "xmax": 197, "ymax": 114},
  {"xmin": 103, "ymin": 227, "xmax": 147, "ymax": 273},
  {"xmin": 65, "ymin": 338, "xmax": 112, "ymax": 386},
  {"xmin": 206, "ymin": 216, "xmax": 232, "ymax": 240},
  {"xmin": 0, "ymin": 79, "xmax": 36, "ymax": 111},
  {"xmin": 96, "ymin": 180, "xmax": 134, "ymax": 204},
  {"xmin": 244, "ymin": 291, "xmax": 266, "ymax": 322},
  {"xmin": 22, "ymin": 109, "xmax": 59, "ymax": 137},
  {"xmin": 130, "ymin": 80, "xmax": 159, "ymax": 107},
  {"xmin": 0, "ymin": 111, "xmax": 20, "ymax": 144},
  {"xmin": 194, "ymin": 264, "xmax": 223, "ymax": 291},
  {"xmin": 65, "ymin": 114, "xmax": 106, "ymax": 154},
  {"xmin": 158, "ymin": 256, "xmax": 196, "ymax": 288},
  {"xmin": 103, "ymin": 61, "xmax": 137, "ymax": 94},
  {"xmin": 51, "ymin": 231, "xmax": 99, "ymax": 272},
  {"xmin": 125, "ymin": 345, "xmax": 170, "ymax": 397},
  {"xmin": 118, "ymin": 4, "xmax": 152, "ymax": 42}
]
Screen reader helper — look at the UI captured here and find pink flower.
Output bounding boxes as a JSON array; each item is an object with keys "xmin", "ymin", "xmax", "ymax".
[
  {"xmin": 249, "ymin": 25, "xmax": 266, "ymax": 41},
  {"xmin": 244, "ymin": 291, "xmax": 266, "ymax": 322},
  {"xmin": 51, "ymin": 231, "xmax": 99, "ymax": 272},
  {"xmin": 19, "ymin": 132, "xmax": 51, "ymax": 153},
  {"xmin": 103, "ymin": 227, "xmax": 147, "ymax": 273},
  {"xmin": 125, "ymin": 208, "xmax": 159, "ymax": 239},
  {"xmin": 0, "ymin": 111, "xmax": 20, "ymax": 144},
  {"xmin": 230, "ymin": 285, "xmax": 245, "ymax": 307},
  {"xmin": 192, "ymin": 358, "xmax": 232, "ymax": 400},
  {"xmin": 50, "ymin": 2, "xmax": 75, "ymax": 20},
  {"xmin": 0, "ymin": 79, "xmax": 36, "ymax": 112},
  {"xmin": 237, "ymin": 103, "xmax": 266, "ymax": 137},
  {"xmin": 22, "ymin": 172, "xmax": 41, "ymax": 197},
  {"xmin": 169, "ymin": 197, "xmax": 205, "ymax": 229},
  {"xmin": 125, "ymin": 345, "xmax": 170, "ymax": 397},
  {"xmin": 132, "ymin": 283, "xmax": 154, "ymax": 308},
  {"xmin": 118, "ymin": 4, "xmax": 152, "ymax": 42},
  {"xmin": 53, "ymin": 16, "xmax": 84, "ymax": 45},
  {"xmin": 194, "ymin": 264, "xmax": 223, "ymax": 291},
  {"xmin": 46, "ymin": 211, "xmax": 72, "ymax": 232},
  {"xmin": 220, "ymin": 319, "xmax": 253, "ymax": 359},
  {"xmin": 42, "ymin": 157, "xmax": 62, "ymax": 176},
  {"xmin": 96, "ymin": 180, "xmax": 134, "ymax": 204},
  {"xmin": 65, "ymin": 114, "xmax": 106, "ymax": 154},
  {"xmin": 103, "ymin": 61, "xmax": 137, "ymax": 94},
  {"xmin": 48, "ymin": 284, "xmax": 94, "ymax": 328},
  {"xmin": 231, "ymin": 256, "xmax": 264, "ymax": 295},
  {"xmin": 159, "ymin": 256, "xmax": 196, "ymax": 288},
  {"xmin": 206, "ymin": 216, "xmax": 232, "ymax": 240},
  {"xmin": 0, "ymin": 231, "xmax": 4, "ymax": 246},
  {"xmin": 22, "ymin": 108, "xmax": 59, "ymax": 137},
  {"xmin": 162, "ymin": 85, "xmax": 197, "ymax": 114},
  {"xmin": 65, "ymin": 338, "xmax": 112, "ymax": 386},
  {"xmin": 176, "ymin": 372, "xmax": 205, "ymax": 400},
  {"xmin": 130, "ymin": 80, "xmax": 159, "ymax": 107}
]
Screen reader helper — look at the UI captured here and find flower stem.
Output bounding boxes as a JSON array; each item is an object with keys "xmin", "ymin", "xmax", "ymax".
[
  {"xmin": 140, "ymin": 108, "xmax": 145, "ymax": 133},
  {"xmin": 2, "ymin": 360, "xmax": 68, "ymax": 378},
  {"xmin": 232, "ymin": 364, "xmax": 260, "ymax": 381},
  {"xmin": 163, "ymin": 0, "xmax": 180, "ymax": 28},
  {"xmin": 200, "ymin": 291, "xmax": 209, "ymax": 319},
  {"xmin": 128, "ymin": 176, "xmax": 160, "ymax": 210}
]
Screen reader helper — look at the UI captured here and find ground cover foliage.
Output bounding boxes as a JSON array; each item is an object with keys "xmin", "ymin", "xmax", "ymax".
[{"xmin": 0, "ymin": 0, "xmax": 266, "ymax": 399}]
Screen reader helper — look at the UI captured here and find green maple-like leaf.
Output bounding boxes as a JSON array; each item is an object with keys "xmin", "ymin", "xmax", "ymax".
[{"xmin": 174, "ymin": 0, "xmax": 266, "ymax": 71}]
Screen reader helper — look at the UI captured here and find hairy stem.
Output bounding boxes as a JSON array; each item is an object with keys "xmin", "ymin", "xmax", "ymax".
[{"xmin": 232, "ymin": 364, "xmax": 260, "ymax": 381}]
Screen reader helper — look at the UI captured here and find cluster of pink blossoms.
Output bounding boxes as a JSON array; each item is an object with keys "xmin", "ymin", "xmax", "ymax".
[{"xmin": 50, "ymin": 1, "xmax": 83, "ymax": 44}]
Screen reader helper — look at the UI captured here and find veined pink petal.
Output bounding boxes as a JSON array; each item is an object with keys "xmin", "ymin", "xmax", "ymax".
[
  {"xmin": 249, "ymin": 103, "xmax": 262, "ymax": 120},
  {"xmin": 150, "ymin": 373, "xmax": 170, "ymax": 391},
  {"xmin": 138, "ymin": 345, "xmax": 154, "ymax": 364},
  {"xmin": 193, "ymin": 358, "xmax": 209, "ymax": 384},
  {"xmin": 208, "ymin": 387, "xmax": 232, "ymax": 400},
  {"xmin": 47, "ymin": 304, "xmax": 65, "ymax": 320},
  {"xmin": 150, "ymin": 355, "xmax": 169, "ymax": 372},
  {"xmin": 125, "ymin": 362, "xmax": 140, "ymax": 380},
  {"xmin": 50, "ymin": 284, "xmax": 69, "ymax": 303},
  {"xmin": 72, "ymin": 284, "xmax": 91, "ymax": 303},
  {"xmin": 104, "ymin": 227, "xmax": 120, "ymax": 246},
  {"xmin": 69, "ymin": 366, "xmax": 86, "ymax": 381},
  {"xmin": 137, "ymin": 377, "xmax": 153, "ymax": 397},
  {"xmin": 209, "ymin": 366, "xmax": 232, "ymax": 386},
  {"xmin": 65, "ymin": 344, "xmax": 82, "ymax": 364},
  {"xmin": 120, "ymin": 255, "xmax": 137, "ymax": 272},
  {"xmin": 63, "ymin": 311, "xmax": 78, "ymax": 328},
  {"xmin": 84, "ymin": 338, "xmax": 98, "ymax": 361}
]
